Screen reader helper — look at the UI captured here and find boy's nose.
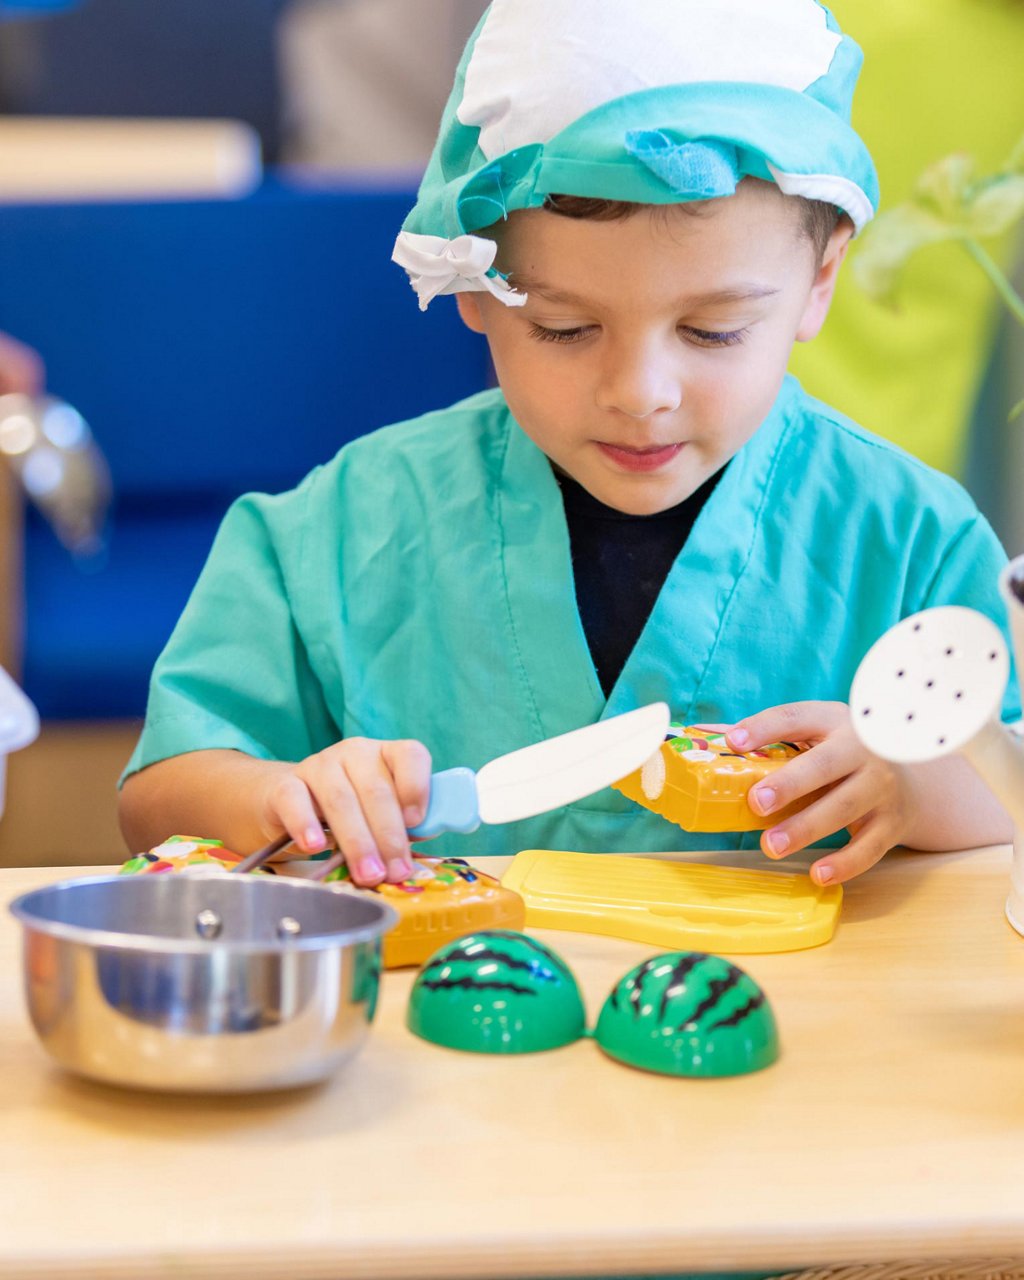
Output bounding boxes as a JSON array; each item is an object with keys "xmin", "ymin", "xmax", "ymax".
[{"xmin": 595, "ymin": 341, "xmax": 682, "ymax": 420}]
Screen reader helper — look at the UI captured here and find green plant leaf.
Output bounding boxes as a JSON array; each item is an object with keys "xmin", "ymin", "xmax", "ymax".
[
  {"xmin": 851, "ymin": 204, "xmax": 951, "ymax": 301},
  {"xmin": 966, "ymin": 175, "xmax": 1024, "ymax": 237},
  {"xmin": 914, "ymin": 151, "xmax": 974, "ymax": 220},
  {"xmin": 854, "ymin": 134, "xmax": 1024, "ymax": 304}
]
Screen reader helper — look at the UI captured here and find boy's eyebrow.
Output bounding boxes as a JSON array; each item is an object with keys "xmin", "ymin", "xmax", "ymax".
[{"xmin": 512, "ymin": 280, "xmax": 781, "ymax": 307}]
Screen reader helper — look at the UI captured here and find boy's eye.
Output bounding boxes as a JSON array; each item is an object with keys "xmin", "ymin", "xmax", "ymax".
[
  {"xmin": 528, "ymin": 322, "xmax": 747, "ymax": 348},
  {"xmin": 683, "ymin": 326, "xmax": 747, "ymax": 348},
  {"xmin": 528, "ymin": 323, "xmax": 594, "ymax": 345}
]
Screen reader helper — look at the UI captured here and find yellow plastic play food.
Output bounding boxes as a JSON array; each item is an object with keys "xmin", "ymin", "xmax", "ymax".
[
  {"xmin": 501, "ymin": 849, "xmax": 842, "ymax": 954},
  {"xmin": 120, "ymin": 840, "xmax": 524, "ymax": 970},
  {"xmin": 613, "ymin": 726, "xmax": 810, "ymax": 833},
  {"xmin": 269, "ymin": 856, "xmax": 526, "ymax": 968},
  {"xmin": 370, "ymin": 858, "xmax": 526, "ymax": 968}
]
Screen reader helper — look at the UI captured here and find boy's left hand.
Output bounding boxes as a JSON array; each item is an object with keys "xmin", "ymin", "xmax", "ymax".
[{"xmin": 726, "ymin": 701, "xmax": 911, "ymax": 888}]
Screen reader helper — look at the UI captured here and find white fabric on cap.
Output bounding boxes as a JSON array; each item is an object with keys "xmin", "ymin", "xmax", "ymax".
[
  {"xmin": 391, "ymin": 231, "xmax": 528, "ymax": 310},
  {"xmin": 459, "ymin": 0, "xmax": 842, "ymax": 158},
  {"xmin": 767, "ymin": 164, "xmax": 874, "ymax": 234}
]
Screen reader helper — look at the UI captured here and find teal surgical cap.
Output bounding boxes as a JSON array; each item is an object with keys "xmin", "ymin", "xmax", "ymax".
[{"xmin": 393, "ymin": 0, "xmax": 879, "ymax": 310}]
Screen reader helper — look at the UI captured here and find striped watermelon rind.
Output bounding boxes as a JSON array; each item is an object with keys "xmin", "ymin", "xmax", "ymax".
[
  {"xmin": 595, "ymin": 951, "xmax": 779, "ymax": 1077},
  {"xmin": 407, "ymin": 930, "xmax": 585, "ymax": 1054}
]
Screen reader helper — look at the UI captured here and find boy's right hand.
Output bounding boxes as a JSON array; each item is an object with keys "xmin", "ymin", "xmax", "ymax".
[{"xmin": 257, "ymin": 738, "xmax": 433, "ymax": 887}]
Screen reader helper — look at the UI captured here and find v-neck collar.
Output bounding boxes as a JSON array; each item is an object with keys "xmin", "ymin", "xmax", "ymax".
[{"xmin": 495, "ymin": 379, "xmax": 798, "ymax": 742}]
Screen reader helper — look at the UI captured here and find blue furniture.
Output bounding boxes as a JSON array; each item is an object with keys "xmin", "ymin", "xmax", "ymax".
[
  {"xmin": 0, "ymin": 1, "xmax": 80, "ymax": 14},
  {"xmin": 0, "ymin": 0, "xmax": 284, "ymax": 158},
  {"xmin": 0, "ymin": 178, "xmax": 491, "ymax": 719}
]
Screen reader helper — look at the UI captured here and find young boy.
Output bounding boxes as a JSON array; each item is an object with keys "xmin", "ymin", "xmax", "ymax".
[{"xmin": 119, "ymin": 0, "xmax": 1019, "ymax": 890}]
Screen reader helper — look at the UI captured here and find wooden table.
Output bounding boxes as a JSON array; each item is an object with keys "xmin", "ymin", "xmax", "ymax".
[{"xmin": 3, "ymin": 847, "xmax": 1024, "ymax": 1280}]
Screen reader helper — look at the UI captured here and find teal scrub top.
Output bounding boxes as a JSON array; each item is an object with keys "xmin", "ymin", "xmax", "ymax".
[{"xmin": 124, "ymin": 376, "xmax": 1021, "ymax": 858}]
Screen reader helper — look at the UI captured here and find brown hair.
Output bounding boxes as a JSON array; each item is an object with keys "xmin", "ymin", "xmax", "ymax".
[{"xmin": 543, "ymin": 190, "xmax": 842, "ymax": 263}]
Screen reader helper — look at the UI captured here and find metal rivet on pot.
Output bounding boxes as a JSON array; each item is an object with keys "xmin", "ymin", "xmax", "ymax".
[{"xmin": 195, "ymin": 909, "xmax": 223, "ymax": 940}]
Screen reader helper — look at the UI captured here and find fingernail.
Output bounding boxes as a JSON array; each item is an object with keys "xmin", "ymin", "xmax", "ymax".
[
  {"xmin": 765, "ymin": 830, "xmax": 789, "ymax": 858},
  {"xmin": 304, "ymin": 826, "xmax": 327, "ymax": 851},
  {"xmin": 730, "ymin": 728, "xmax": 750, "ymax": 748},
  {"xmin": 403, "ymin": 806, "xmax": 422, "ymax": 827},
  {"xmin": 814, "ymin": 865, "xmax": 834, "ymax": 884},
  {"xmin": 390, "ymin": 858, "xmax": 414, "ymax": 881},
  {"xmin": 357, "ymin": 855, "xmax": 386, "ymax": 881},
  {"xmin": 753, "ymin": 786, "xmax": 776, "ymax": 815}
]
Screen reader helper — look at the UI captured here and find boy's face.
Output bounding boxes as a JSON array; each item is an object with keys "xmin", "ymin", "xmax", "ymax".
[{"xmin": 457, "ymin": 180, "xmax": 851, "ymax": 516}]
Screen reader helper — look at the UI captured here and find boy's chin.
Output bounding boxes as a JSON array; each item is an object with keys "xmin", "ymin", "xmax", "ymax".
[
  {"xmin": 552, "ymin": 453, "xmax": 714, "ymax": 514},
  {"xmin": 582, "ymin": 473, "xmax": 700, "ymax": 516}
]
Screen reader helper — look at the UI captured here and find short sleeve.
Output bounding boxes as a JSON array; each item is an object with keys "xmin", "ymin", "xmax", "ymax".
[
  {"xmin": 121, "ymin": 489, "xmax": 340, "ymax": 783},
  {"xmin": 920, "ymin": 511, "xmax": 1022, "ymax": 725}
]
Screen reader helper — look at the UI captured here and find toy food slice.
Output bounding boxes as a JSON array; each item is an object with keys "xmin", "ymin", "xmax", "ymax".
[
  {"xmin": 501, "ymin": 849, "xmax": 842, "ymax": 953},
  {"xmin": 312, "ymin": 856, "xmax": 525, "ymax": 968},
  {"xmin": 120, "ymin": 839, "xmax": 523, "ymax": 969},
  {"xmin": 613, "ymin": 725, "xmax": 809, "ymax": 832},
  {"xmin": 119, "ymin": 835, "xmax": 254, "ymax": 875}
]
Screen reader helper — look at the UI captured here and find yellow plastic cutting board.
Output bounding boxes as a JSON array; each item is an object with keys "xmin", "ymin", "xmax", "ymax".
[{"xmin": 501, "ymin": 849, "xmax": 842, "ymax": 953}]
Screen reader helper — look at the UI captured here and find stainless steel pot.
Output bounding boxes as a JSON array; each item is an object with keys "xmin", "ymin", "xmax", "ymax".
[{"xmin": 9, "ymin": 872, "xmax": 397, "ymax": 1093}]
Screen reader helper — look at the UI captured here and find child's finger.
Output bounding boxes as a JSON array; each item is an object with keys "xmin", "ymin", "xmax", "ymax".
[
  {"xmin": 381, "ymin": 738, "xmax": 433, "ymax": 830},
  {"xmin": 266, "ymin": 773, "xmax": 329, "ymax": 854},
  {"xmin": 334, "ymin": 744, "xmax": 415, "ymax": 884},
  {"xmin": 747, "ymin": 734, "xmax": 862, "ymax": 819},
  {"xmin": 727, "ymin": 700, "xmax": 845, "ymax": 753},
  {"xmin": 759, "ymin": 770, "xmax": 877, "ymax": 861},
  {"xmin": 809, "ymin": 820, "xmax": 895, "ymax": 886},
  {"xmin": 303, "ymin": 753, "xmax": 390, "ymax": 887}
]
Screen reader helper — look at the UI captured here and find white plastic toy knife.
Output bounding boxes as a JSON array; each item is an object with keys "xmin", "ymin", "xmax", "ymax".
[
  {"xmin": 0, "ymin": 666, "xmax": 38, "ymax": 755},
  {"xmin": 0, "ymin": 665, "xmax": 39, "ymax": 824},
  {"xmin": 407, "ymin": 701, "xmax": 671, "ymax": 839}
]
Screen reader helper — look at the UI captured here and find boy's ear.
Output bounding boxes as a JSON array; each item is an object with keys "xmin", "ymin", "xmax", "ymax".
[
  {"xmin": 455, "ymin": 292, "xmax": 487, "ymax": 334},
  {"xmin": 795, "ymin": 216, "xmax": 855, "ymax": 343}
]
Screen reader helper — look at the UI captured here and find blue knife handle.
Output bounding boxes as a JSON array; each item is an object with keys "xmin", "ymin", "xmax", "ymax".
[{"xmin": 407, "ymin": 767, "xmax": 481, "ymax": 840}]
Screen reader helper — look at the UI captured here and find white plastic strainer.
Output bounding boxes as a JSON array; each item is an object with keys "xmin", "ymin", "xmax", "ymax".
[
  {"xmin": 850, "ymin": 606, "xmax": 1010, "ymax": 764},
  {"xmin": 850, "ymin": 604, "xmax": 1024, "ymax": 935}
]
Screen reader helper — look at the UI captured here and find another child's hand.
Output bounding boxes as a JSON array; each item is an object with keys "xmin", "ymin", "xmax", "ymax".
[
  {"xmin": 726, "ymin": 702, "xmax": 912, "ymax": 887},
  {"xmin": 257, "ymin": 738, "xmax": 433, "ymax": 887}
]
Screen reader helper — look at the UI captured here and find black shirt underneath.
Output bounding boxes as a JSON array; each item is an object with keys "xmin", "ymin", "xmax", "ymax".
[{"xmin": 556, "ymin": 465, "xmax": 726, "ymax": 696}]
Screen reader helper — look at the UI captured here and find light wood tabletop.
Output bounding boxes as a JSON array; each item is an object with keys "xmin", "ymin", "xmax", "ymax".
[{"xmin": 2, "ymin": 846, "xmax": 1024, "ymax": 1280}]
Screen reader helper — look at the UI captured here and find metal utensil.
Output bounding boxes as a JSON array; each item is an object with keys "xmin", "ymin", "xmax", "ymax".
[
  {"xmin": 9, "ymin": 873, "xmax": 396, "ymax": 1093},
  {"xmin": 0, "ymin": 392, "xmax": 111, "ymax": 557},
  {"xmin": 232, "ymin": 831, "xmax": 294, "ymax": 875},
  {"xmin": 308, "ymin": 702, "xmax": 671, "ymax": 881}
]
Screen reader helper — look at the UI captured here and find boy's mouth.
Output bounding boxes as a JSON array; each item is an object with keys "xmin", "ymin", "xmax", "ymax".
[{"xmin": 596, "ymin": 441, "xmax": 683, "ymax": 473}]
